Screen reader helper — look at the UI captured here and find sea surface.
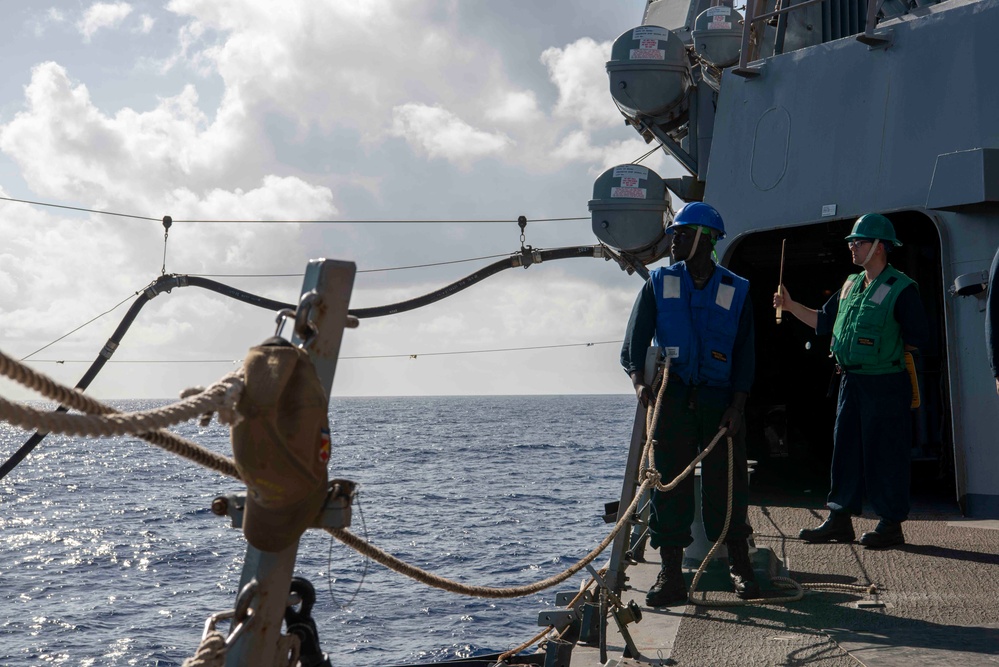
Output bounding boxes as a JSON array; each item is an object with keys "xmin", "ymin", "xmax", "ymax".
[{"xmin": 0, "ymin": 395, "xmax": 635, "ymax": 666}]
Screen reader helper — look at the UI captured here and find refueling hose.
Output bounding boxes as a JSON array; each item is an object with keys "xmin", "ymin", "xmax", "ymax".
[
  {"xmin": 0, "ymin": 275, "xmax": 292, "ymax": 480},
  {"xmin": 0, "ymin": 244, "xmax": 646, "ymax": 480}
]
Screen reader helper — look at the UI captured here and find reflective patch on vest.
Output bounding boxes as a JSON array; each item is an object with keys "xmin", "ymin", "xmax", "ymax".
[
  {"xmin": 715, "ymin": 283, "xmax": 735, "ymax": 310},
  {"xmin": 857, "ymin": 337, "xmax": 876, "ymax": 346},
  {"xmin": 870, "ymin": 283, "xmax": 892, "ymax": 305},
  {"xmin": 664, "ymin": 346, "xmax": 680, "ymax": 358},
  {"xmin": 840, "ymin": 279, "xmax": 855, "ymax": 300},
  {"xmin": 662, "ymin": 274, "xmax": 681, "ymax": 299},
  {"xmin": 711, "ymin": 350, "xmax": 728, "ymax": 362}
]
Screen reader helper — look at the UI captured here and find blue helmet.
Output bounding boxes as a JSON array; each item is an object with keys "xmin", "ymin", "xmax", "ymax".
[{"xmin": 669, "ymin": 202, "xmax": 726, "ymax": 239}]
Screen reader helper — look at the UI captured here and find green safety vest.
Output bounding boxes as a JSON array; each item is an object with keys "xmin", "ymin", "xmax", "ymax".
[{"xmin": 831, "ymin": 265, "xmax": 914, "ymax": 374}]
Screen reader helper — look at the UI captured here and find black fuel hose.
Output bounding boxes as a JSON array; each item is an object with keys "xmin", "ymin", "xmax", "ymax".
[
  {"xmin": 0, "ymin": 275, "xmax": 294, "ymax": 481},
  {"xmin": 0, "ymin": 246, "xmax": 644, "ymax": 479},
  {"xmin": 350, "ymin": 245, "xmax": 647, "ymax": 318}
]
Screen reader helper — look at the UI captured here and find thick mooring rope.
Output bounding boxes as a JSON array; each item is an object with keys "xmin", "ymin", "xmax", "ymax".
[
  {"xmin": 0, "ymin": 349, "xmax": 241, "ymax": 480},
  {"xmin": 0, "ymin": 375, "xmax": 243, "ymax": 436},
  {"xmin": 180, "ymin": 631, "xmax": 300, "ymax": 667},
  {"xmin": 181, "ymin": 632, "xmax": 227, "ymax": 667},
  {"xmin": 1, "ymin": 344, "xmax": 875, "ymax": 621},
  {"xmin": 496, "ymin": 576, "xmax": 602, "ymax": 662},
  {"xmin": 328, "ymin": 472, "xmax": 656, "ymax": 599}
]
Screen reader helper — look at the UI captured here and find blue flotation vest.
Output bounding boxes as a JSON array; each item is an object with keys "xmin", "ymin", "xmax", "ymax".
[{"xmin": 650, "ymin": 262, "xmax": 749, "ymax": 387}]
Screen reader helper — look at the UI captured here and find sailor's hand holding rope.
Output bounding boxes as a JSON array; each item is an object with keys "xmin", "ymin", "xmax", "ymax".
[
  {"xmin": 630, "ymin": 372, "xmax": 652, "ymax": 408},
  {"xmin": 719, "ymin": 392, "xmax": 748, "ymax": 436}
]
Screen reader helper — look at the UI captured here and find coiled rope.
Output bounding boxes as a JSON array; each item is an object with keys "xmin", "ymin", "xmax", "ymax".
[{"xmin": 0, "ymin": 349, "xmax": 242, "ymax": 480}]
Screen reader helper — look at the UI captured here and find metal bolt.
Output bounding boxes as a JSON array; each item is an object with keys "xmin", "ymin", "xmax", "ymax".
[{"xmin": 211, "ymin": 496, "xmax": 228, "ymax": 516}]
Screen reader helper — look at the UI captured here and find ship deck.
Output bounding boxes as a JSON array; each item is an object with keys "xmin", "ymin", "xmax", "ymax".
[{"xmin": 572, "ymin": 495, "xmax": 999, "ymax": 666}]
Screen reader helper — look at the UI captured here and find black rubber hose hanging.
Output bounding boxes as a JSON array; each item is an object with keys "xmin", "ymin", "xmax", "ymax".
[
  {"xmin": 349, "ymin": 244, "xmax": 648, "ymax": 318},
  {"xmin": 185, "ymin": 276, "xmax": 293, "ymax": 312},
  {"xmin": 0, "ymin": 274, "xmax": 294, "ymax": 481},
  {"xmin": 0, "ymin": 289, "xmax": 154, "ymax": 480},
  {"xmin": 0, "ymin": 246, "xmax": 643, "ymax": 479}
]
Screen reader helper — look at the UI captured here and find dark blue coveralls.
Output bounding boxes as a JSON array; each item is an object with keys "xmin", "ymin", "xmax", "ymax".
[{"xmin": 621, "ymin": 265, "xmax": 755, "ymax": 549}]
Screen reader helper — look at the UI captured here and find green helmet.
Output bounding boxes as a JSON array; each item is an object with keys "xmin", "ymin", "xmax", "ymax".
[{"xmin": 845, "ymin": 213, "xmax": 902, "ymax": 247}]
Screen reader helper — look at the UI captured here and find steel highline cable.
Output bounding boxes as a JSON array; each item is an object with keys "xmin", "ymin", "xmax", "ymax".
[
  {"xmin": 0, "ymin": 142, "xmax": 660, "ymax": 224},
  {"xmin": 188, "ymin": 252, "xmax": 515, "ymax": 277},
  {"xmin": 0, "ymin": 195, "xmax": 586, "ymax": 224},
  {"xmin": 26, "ymin": 340, "xmax": 624, "ymax": 364}
]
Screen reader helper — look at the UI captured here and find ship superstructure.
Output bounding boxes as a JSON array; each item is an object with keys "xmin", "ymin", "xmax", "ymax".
[{"xmin": 595, "ymin": 0, "xmax": 999, "ymax": 517}]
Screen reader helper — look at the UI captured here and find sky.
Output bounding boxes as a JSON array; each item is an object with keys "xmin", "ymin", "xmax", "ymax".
[{"xmin": 0, "ymin": 0, "xmax": 687, "ymax": 400}]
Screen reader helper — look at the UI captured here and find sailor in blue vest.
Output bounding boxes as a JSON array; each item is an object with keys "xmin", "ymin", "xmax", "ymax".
[
  {"xmin": 621, "ymin": 202, "xmax": 759, "ymax": 607},
  {"xmin": 988, "ymin": 245, "xmax": 999, "ymax": 395},
  {"xmin": 774, "ymin": 213, "xmax": 928, "ymax": 549}
]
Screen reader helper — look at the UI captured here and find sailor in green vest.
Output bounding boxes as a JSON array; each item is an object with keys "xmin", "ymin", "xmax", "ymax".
[{"xmin": 773, "ymin": 214, "xmax": 928, "ymax": 549}]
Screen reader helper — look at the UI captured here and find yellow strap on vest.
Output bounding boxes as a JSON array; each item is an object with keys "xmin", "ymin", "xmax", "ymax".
[{"xmin": 904, "ymin": 351, "xmax": 920, "ymax": 409}]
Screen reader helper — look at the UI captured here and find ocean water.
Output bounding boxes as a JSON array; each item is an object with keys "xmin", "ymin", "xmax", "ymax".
[{"xmin": 0, "ymin": 395, "xmax": 635, "ymax": 666}]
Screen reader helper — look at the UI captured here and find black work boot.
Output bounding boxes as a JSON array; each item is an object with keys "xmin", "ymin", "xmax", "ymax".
[
  {"xmin": 646, "ymin": 546, "xmax": 687, "ymax": 607},
  {"xmin": 798, "ymin": 512, "xmax": 855, "ymax": 543},
  {"xmin": 727, "ymin": 539, "xmax": 761, "ymax": 600},
  {"xmin": 859, "ymin": 519, "xmax": 905, "ymax": 549}
]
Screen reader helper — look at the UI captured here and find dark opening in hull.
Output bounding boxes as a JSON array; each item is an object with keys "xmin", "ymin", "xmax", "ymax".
[{"xmin": 726, "ymin": 211, "xmax": 954, "ymax": 507}]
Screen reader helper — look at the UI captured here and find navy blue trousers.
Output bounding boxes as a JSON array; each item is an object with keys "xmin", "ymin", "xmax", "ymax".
[
  {"xmin": 648, "ymin": 381, "xmax": 752, "ymax": 549},
  {"xmin": 827, "ymin": 370, "xmax": 912, "ymax": 522}
]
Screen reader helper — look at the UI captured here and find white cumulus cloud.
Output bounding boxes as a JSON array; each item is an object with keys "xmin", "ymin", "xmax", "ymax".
[
  {"xmin": 0, "ymin": 62, "xmax": 264, "ymax": 206},
  {"xmin": 390, "ymin": 103, "xmax": 513, "ymax": 164},
  {"xmin": 485, "ymin": 91, "xmax": 543, "ymax": 124},
  {"xmin": 78, "ymin": 2, "xmax": 134, "ymax": 42},
  {"xmin": 541, "ymin": 37, "xmax": 621, "ymax": 131}
]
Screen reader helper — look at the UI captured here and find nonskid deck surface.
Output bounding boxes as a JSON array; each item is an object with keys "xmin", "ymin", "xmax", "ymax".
[{"xmin": 572, "ymin": 504, "xmax": 999, "ymax": 667}]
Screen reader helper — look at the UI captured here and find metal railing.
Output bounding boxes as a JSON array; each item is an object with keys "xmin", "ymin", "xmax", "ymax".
[{"xmin": 733, "ymin": 0, "xmax": 892, "ymax": 77}]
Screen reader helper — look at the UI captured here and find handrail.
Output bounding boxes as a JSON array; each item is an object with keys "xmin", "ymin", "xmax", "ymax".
[
  {"xmin": 733, "ymin": 0, "xmax": 892, "ymax": 78},
  {"xmin": 754, "ymin": 0, "xmax": 827, "ymax": 23}
]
